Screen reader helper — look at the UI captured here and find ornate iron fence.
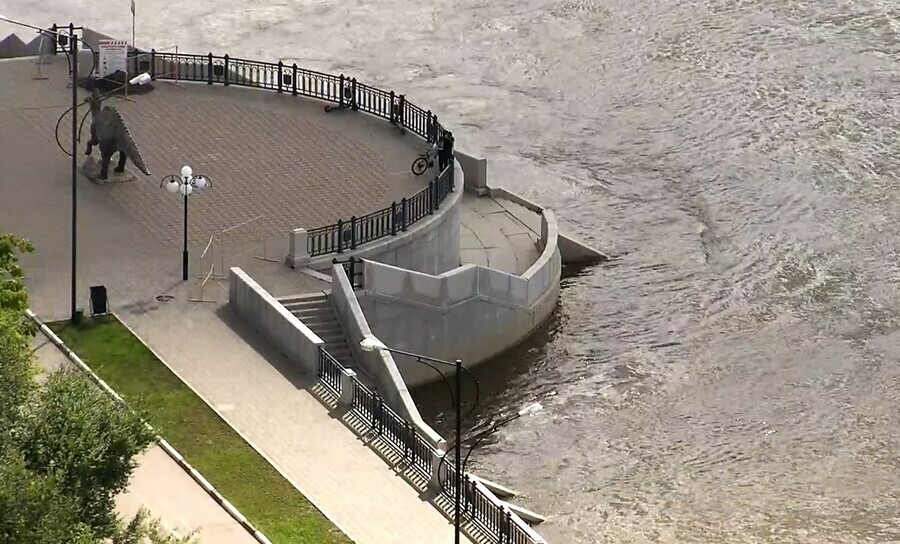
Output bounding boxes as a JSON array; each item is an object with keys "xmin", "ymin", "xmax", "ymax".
[
  {"xmin": 119, "ymin": 49, "xmax": 455, "ymax": 258},
  {"xmin": 306, "ymin": 164, "xmax": 455, "ymax": 256},
  {"xmin": 316, "ymin": 346, "xmax": 540, "ymax": 543},
  {"xmin": 317, "ymin": 348, "xmax": 342, "ymax": 397}
]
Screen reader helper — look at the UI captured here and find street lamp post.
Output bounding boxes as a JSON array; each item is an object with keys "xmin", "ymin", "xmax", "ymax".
[
  {"xmin": 360, "ymin": 336, "xmax": 479, "ymax": 544},
  {"xmin": 160, "ymin": 166, "xmax": 211, "ymax": 281},
  {"xmin": 0, "ymin": 16, "xmax": 98, "ymax": 322}
]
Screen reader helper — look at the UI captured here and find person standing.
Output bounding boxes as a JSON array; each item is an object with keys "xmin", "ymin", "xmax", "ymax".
[
  {"xmin": 438, "ymin": 131, "xmax": 455, "ymax": 171},
  {"xmin": 437, "ymin": 132, "xmax": 449, "ymax": 171}
]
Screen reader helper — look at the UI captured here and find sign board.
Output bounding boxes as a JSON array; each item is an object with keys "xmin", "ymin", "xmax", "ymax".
[{"xmin": 98, "ymin": 39, "xmax": 128, "ymax": 77}]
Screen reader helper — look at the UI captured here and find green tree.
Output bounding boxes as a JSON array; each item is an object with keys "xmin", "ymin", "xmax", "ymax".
[
  {"xmin": 19, "ymin": 371, "xmax": 156, "ymax": 538},
  {"xmin": 0, "ymin": 232, "xmax": 35, "ymax": 435},
  {"xmin": 0, "ymin": 229, "xmax": 195, "ymax": 544},
  {"xmin": 0, "ymin": 231, "xmax": 33, "ymax": 312}
]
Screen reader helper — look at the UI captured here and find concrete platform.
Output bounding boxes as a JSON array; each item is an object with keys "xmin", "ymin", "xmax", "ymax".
[
  {"xmin": 0, "ymin": 57, "xmax": 428, "ymax": 319},
  {"xmin": 460, "ymin": 193, "xmax": 541, "ymax": 275}
]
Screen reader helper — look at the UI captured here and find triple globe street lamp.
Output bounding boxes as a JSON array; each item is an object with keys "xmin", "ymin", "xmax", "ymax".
[{"xmin": 160, "ymin": 166, "xmax": 212, "ymax": 281}]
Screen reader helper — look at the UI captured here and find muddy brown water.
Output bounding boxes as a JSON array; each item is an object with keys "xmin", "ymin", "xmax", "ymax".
[{"xmin": 4, "ymin": 0, "xmax": 900, "ymax": 541}]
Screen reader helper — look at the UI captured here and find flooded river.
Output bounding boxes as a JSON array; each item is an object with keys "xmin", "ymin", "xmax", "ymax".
[{"xmin": 3, "ymin": 0, "xmax": 899, "ymax": 541}]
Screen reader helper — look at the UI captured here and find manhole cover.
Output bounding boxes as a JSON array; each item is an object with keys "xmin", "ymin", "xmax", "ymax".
[{"xmin": 155, "ymin": 295, "xmax": 175, "ymax": 302}]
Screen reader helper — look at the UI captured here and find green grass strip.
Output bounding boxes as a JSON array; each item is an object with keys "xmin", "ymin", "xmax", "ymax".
[{"xmin": 50, "ymin": 315, "xmax": 350, "ymax": 544}]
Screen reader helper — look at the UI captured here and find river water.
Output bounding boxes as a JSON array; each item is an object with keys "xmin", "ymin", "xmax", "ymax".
[{"xmin": 4, "ymin": 0, "xmax": 900, "ymax": 542}]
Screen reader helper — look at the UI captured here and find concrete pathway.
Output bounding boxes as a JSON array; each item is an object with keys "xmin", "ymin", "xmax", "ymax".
[
  {"xmin": 30, "ymin": 336, "xmax": 257, "ymax": 544},
  {"xmin": 120, "ymin": 296, "xmax": 471, "ymax": 544},
  {"xmin": 459, "ymin": 193, "xmax": 542, "ymax": 275}
]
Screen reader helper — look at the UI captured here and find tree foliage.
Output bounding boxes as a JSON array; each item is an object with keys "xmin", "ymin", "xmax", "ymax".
[{"xmin": 0, "ymin": 230, "xmax": 195, "ymax": 544}]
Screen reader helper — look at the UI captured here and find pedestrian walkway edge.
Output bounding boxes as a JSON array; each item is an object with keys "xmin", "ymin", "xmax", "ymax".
[
  {"xmin": 110, "ymin": 312, "xmax": 361, "ymax": 544},
  {"xmin": 25, "ymin": 310, "xmax": 274, "ymax": 544}
]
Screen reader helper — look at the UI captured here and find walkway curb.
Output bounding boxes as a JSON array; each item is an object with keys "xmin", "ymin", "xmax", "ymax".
[
  {"xmin": 25, "ymin": 310, "xmax": 274, "ymax": 544},
  {"xmin": 111, "ymin": 312, "xmax": 361, "ymax": 544}
]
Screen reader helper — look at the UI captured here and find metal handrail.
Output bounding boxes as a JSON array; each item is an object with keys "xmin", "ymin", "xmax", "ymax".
[
  {"xmin": 316, "ymin": 346, "xmax": 540, "ymax": 543},
  {"xmin": 306, "ymin": 164, "xmax": 454, "ymax": 256},
  {"xmin": 121, "ymin": 49, "xmax": 454, "ymax": 258}
]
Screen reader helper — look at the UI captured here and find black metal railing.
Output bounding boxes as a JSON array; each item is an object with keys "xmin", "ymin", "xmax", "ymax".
[
  {"xmin": 332, "ymin": 256, "xmax": 363, "ymax": 289},
  {"xmin": 441, "ymin": 466, "xmax": 536, "ymax": 544},
  {"xmin": 315, "ymin": 346, "xmax": 539, "ymax": 543},
  {"xmin": 317, "ymin": 347, "xmax": 343, "ymax": 397},
  {"xmin": 114, "ymin": 49, "xmax": 453, "ymax": 259},
  {"xmin": 307, "ymin": 164, "xmax": 455, "ymax": 256}
]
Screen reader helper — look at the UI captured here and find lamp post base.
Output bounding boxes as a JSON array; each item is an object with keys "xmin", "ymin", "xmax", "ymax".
[{"xmin": 182, "ymin": 249, "xmax": 189, "ymax": 281}]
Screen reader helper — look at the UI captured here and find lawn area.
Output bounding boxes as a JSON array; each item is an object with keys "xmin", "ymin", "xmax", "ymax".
[{"xmin": 50, "ymin": 315, "xmax": 350, "ymax": 544}]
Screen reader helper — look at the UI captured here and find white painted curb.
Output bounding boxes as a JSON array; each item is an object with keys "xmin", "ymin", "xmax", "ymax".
[{"xmin": 26, "ymin": 310, "xmax": 274, "ymax": 544}]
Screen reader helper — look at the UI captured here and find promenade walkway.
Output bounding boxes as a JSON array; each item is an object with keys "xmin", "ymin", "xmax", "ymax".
[
  {"xmin": 121, "ymin": 294, "xmax": 470, "ymax": 544},
  {"xmin": 31, "ymin": 335, "xmax": 256, "ymax": 544},
  {"xmin": 3, "ymin": 54, "xmax": 467, "ymax": 543}
]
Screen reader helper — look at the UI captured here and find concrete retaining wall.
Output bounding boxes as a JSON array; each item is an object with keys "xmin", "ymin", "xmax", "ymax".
[
  {"xmin": 229, "ymin": 267, "xmax": 322, "ymax": 375},
  {"xmin": 356, "ymin": 210, "xmax": 561, "ymax": 386},
  {"xmin": 288, "ymin": 163, "xmax": 463, "ymax": 276},
  {"xmin": 329, "ymin": 264, "xmax": 445, "ymax": 448}
]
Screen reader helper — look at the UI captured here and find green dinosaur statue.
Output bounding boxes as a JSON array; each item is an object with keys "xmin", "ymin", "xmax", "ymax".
[{"xmin": 84, "ymin": 89, "xmax": 151, "ymax": 180}]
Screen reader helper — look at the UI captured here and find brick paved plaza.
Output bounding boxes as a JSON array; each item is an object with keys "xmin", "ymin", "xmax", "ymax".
[{"xmin": 0, "ymin": 56, "xmax": 427, "ymax": 317}]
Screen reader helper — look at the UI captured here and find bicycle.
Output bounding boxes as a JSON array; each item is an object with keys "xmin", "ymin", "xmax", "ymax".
[{"xmin": 411, "ymin": 145, "xmax": 439, "ymax": 176}]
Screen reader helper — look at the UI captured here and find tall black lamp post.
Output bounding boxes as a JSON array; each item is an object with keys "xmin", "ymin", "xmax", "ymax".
[
  {"xmin": 160, "ymin": 166, "xmax": 211, "ymax": 281},
  {"xmin": 360, "ymin": 336, "xmax": 479, "ymax": 544},
  {"xmin": 0, "ymin": 16, "xmax": 98, "ymax": 322}
]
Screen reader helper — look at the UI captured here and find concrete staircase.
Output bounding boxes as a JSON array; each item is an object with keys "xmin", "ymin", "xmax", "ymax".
[{"xmin": 279, "ymin": 292, "xmax": 375, "ymax": 388}]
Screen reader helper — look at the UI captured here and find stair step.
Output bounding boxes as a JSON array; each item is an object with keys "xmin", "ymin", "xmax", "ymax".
[
  {"xmin": 308, "ymin": 324, "xmax": 344, "ymax": 335},
  {"xmin": 284, "ymin": 302, "xmax": 331, "ymax": 313},
  {"xmin": 292, "ymin": 314, "xmax": 337, "ymax": 325},
  {"xmin": 278, "ymin": 292, "xmax": 328, "ymax": 305},
  {"xmin": 285, "ymin": 306, "xmax": 332, "ymax": 314}
]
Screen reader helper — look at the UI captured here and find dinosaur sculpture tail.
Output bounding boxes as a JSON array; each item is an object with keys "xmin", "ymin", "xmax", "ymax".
[{"xmin": 109, "ymin": 108, "xmax": 151, "ymax": 176}]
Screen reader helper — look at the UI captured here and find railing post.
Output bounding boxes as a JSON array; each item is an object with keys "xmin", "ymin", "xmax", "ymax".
[
  {"xmin": 430, "ymin": 446, "xmax": 447, "ymax": 490},
  {"xmin": 277, "ymin": 60, "xmax": 284, "ymax": 93},
  {"xmin": 338, "ymin": 368, "xmax": 356, "ymax": 407},
  {"xmin": 223, "ymin": 54, "xmax": 230, "ymax": 85},
  {"xmin": 429, "ymin": 181, "xmax": 435, "ymax": 214},
  {"xmin": 401, "ymin": 198, "xmax": 408, "ymax": 231},
  {"xmin": 286, "ymin": 228, "xmax": 309, "ymax": 268},
  {"xmin": 207, "ymin": 53, "xmax": 213, "ymax": 84},
  {"xmin": 373, "ymin": 394, "xmax": 382, "ymax": 434},
  {"xmin": 403, "ymin": 421, "xmax": 412, "ymax": 461},
  {"xmin": 351, "ymin": 77, "xmax": 358, "ymax": 110},
  {"xmin": 504, "ymin": 509, "xmax": 513, "ymax": 543},
  {"xmin": 149, "ymin": 49, "xmax": 156, "ymax": 79},
  {"xmin": 348, "ymin": 256, "xmax": 356, "ymax": 284},
  {"xmin": 291, "ymin": 63, "xmax": 298, "ymax": 95},
  {"xmin": 426, "ymin": 110, "xmax": 434, "ymax": 142},
  {"xmin": 51, "ymin": 24, "xmax": 58, "ymax": 55},
  {"xmin": 389, "ymin": 90, "xmax": 396, "ymax": 124},
  {"xmin": 398, "ymin": 94, "xmax": 406, "ymax": 128},
  {"xmin": 390, "ymin": 201, "xmax": 397, "ymax": 236},
  {"xmin": 338, "ymin": 74, "xmax": 345, "ymax": 108},
  {"xmin": 337, "ymin": 219, "xmax": 344, "ymax": 254},
  {"xmin": 350, "ymin": 216, "xmax": 357, "ymax": 249}
]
